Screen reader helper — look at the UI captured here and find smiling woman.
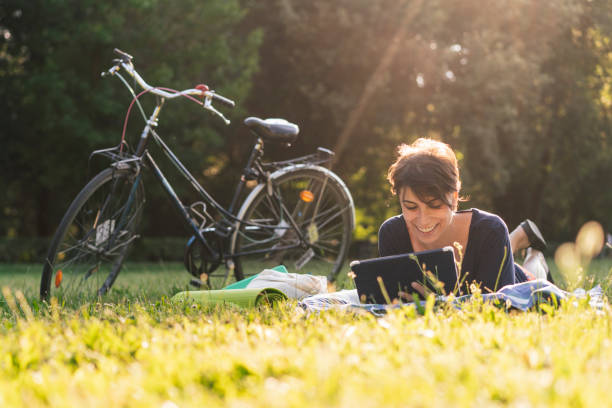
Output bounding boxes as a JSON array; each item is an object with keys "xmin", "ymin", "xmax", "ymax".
[{"xmin": 378, "ymin": 138, "xmax": 550, "ymax": 294}]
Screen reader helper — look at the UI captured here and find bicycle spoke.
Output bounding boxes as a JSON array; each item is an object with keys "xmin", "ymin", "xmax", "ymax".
[
  {"xmin": 41, "ymin": 169, "xmax": 143, "ymax": 302},
  {"xmin": 310, "ymin": 241, "xmax": 341, "ymax": 255},
  {"xmin": 262, "ymin": 192, "xmax": 282, "ymax": 221},
  {"xmin": 296, "ymin": 203, "xmax": 338, "ymax": 226},
  {"xmin": 313, "ymin": 205, "xmax": 351, "ymax": 231},
  {"xmin": 233, "ymin": 168, "xmax": 352, "ymax": 280}
]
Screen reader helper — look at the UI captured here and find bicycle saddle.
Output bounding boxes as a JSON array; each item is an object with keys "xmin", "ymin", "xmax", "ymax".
[{"xmin": 244, "ymin": 117, "xmax": 299, "ymax": 143}]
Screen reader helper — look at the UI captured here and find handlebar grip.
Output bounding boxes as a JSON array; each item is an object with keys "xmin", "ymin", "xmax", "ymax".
[{"xmin": 211, "ymin": 92, "xmax": 235, "ymax": 108}]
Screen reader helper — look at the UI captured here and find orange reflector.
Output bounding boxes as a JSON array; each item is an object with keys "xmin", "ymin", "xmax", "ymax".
[
  {"xmin": 55, "ymin": 270, "xmax": 63, "ymax": 288},
  {"xmin": 300, "ymin": 190, "xmax": 314, "ymax": 202}
]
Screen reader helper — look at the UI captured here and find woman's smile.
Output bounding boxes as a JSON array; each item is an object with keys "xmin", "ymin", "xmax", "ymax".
[{"xmin": 416, "ymin": 223, "xmax": 437, "ymax": 233}]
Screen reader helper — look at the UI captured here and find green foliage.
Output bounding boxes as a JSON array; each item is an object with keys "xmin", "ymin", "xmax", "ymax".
[
  {"xmin": 2, "ymin": 0, "xmax": 612, "ymax": 246},
  {"xmin": 0, "ymin": 0, "xmax": 261, "ymax": 237},
  {"xmin": 246, "ymin": 0, "xmax": 612, "ymax": 241}
]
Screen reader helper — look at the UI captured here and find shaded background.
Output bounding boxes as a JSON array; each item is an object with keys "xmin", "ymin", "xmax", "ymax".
[{"xmin": 1, "ymin": 0, "xmax": 611, "ymax": 261}]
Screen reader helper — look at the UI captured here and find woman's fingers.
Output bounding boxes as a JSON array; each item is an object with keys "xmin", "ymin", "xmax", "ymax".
[{"xmin": 411, "ymin": 281, "xmax": 426, "ymax": 297}]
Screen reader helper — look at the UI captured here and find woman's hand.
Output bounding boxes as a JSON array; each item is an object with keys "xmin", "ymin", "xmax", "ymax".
[
  {"xmin": 398, "ymin": 282, "xmax": 429, "ymax": 301},
  {"xmin": 411, "ymin": 282, "xmax": 427, "ymax": 297}
]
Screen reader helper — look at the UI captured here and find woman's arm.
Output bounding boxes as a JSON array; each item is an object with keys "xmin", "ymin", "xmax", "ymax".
[{"xmin": 469, "ymin": 222, "xmax": 516, "ymax": 292}]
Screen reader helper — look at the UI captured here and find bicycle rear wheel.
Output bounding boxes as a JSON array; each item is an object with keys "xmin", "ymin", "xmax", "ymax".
[
  {"xmin": 40, "ymin": 167, "xmax": 144, "ymax": 302},
  {"xmin": 231, "ymin": 166, "xmax": 354, "ymax": 282}
]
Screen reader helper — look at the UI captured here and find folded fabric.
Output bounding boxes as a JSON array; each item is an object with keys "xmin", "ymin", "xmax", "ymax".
[
  {"xmin": 172, "ymin": 264, "xmax": 327, "ymax": 308},
  {"xmin": 246, "ymin": 269, "xmax": 327, "ymax": 300},
  {"xmin": 223, "ymin": 265, "xmax": 289, "ymax": 290},
  {"xmin": 172, "ymin": 287, "xmax": 287, "ymax": 308},
  {"xmin": 298, "ymin": 280, "xmax": 607, "ymax": 315}
]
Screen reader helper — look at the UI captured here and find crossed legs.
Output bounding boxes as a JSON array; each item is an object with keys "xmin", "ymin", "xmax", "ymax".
[{"xmin": 508, "ymin": 220, "xmax": 550, "ymax": 281}]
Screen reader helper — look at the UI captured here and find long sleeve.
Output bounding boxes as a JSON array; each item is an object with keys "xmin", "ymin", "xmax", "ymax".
[{"xmin": 467, "ymin": 221, "xmax": 516, "ymax": 292}]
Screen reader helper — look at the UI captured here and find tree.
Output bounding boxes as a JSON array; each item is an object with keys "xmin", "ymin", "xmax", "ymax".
[
  {"xmin": 0, "ymin": 0, "xmax": 262, "ymax": 237},
  {"xmin": 245, "ymin": 0, "xmax": 612, "ymax": 241}
]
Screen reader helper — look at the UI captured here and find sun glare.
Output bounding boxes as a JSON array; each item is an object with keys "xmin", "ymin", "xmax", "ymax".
[{"xmin": 416, "ymin": 73, "xmax": 425, "ymax": 88}]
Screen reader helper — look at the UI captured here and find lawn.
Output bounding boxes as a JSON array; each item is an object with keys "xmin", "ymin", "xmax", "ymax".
[
  {"xmin": 0, "ymin": 259, "xmax": 610, "ymax": 407},
  {"xmin": 0, "ymin": 261, "xmax": 354, "ymax": 308}
]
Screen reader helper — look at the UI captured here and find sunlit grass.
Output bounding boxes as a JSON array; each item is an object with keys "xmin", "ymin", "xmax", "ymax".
[
  {"xmin": 0, "ymin": 242, "xmax": 612, "ymax": 408},
  {"xmin": 0, "ymin": 258, "xmax": 609, "ymax": 308},
  {"xmin": 0, "ymin": 258, "xmax": 609, "ymax": 406},
  {"xmin": 0, "ymin": 262, "xmax": 190, "ymax": 307},
  {"xmin": 0, "ymin": 289, "xmax": 609, "ymax": 407}
]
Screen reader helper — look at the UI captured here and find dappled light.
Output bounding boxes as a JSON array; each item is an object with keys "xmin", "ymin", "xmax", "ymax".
[
  {"xmin": 554, "ymin": 242, "xmax": 583, "ymax": 290},
  {"xmin": 555, "ymin": 221, "xmax": 606, "ymax": 290},
  {"xmin": 576, "ymin": 220, "xmax": 605, "ymax": 260}
]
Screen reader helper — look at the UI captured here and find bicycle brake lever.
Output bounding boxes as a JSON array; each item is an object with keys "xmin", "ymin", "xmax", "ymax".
[
  {"xmin": 203, "ymin": 94, "xmax": 231, "ymax": 125},
  {"xmin": 209, "ymin": 106, "xmax": 231, "ymax": 125}
]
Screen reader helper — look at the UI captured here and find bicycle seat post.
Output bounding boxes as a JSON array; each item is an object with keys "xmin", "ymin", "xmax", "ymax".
[{"xmin": 227, "ymin": 137, "xmax": 265, "ymax": 214}]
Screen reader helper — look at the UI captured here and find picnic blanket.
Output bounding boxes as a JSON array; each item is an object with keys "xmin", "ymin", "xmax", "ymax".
[{"xmin": 298, "ymin": 280, "xmax": 607, "ymax": 315}]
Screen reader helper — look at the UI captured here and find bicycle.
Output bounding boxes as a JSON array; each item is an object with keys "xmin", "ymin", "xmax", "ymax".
[{"xmin": 40, "ymin": 49, "xmax": 355, "ymax": 301}]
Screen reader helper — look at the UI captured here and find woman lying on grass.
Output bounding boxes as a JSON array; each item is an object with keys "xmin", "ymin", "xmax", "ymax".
[{"xmin": 379, "ymin": 138, "xmax": 551, "ymax": 296}]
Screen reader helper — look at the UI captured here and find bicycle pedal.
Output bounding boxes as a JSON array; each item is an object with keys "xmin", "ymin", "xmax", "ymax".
[{"xmin": 189, "ymin": 278, "xmax": 204, "ymax": 288}]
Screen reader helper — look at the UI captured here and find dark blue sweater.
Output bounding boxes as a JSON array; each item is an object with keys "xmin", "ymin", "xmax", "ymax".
[{"xmin": 378, "ymin": 208, "xmax": 524, "ymax": 292}]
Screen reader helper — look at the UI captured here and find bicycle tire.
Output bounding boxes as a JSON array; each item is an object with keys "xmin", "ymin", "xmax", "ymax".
[
  {"xmin": 40, "ymin": 167, "xmax": 145, "ymax": 302},
  {"xmin": 231, "ymin": 165, "xmax": 354, "ymax": 282}
]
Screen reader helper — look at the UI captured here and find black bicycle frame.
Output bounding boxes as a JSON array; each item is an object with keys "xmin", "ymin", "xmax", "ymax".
[{"xmin": 126, "ymin": 101, "xmax": 306, "ymax": 262}]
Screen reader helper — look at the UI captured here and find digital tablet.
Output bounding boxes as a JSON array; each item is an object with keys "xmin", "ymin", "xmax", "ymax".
[{"xmin": 350, "ymin": 246, "xmax": 458, "ymax": 304}]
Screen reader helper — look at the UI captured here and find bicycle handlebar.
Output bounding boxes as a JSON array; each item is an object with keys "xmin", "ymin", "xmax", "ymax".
[
  {"xmin": 102, "ymin": 49, "xmax": 235, "ymax": 122},
  {"xmin": 209, "ymin": 92, "xmax": 235, "ymax": 108}
]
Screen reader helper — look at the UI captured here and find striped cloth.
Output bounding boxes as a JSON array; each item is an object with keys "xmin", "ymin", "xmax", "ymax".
[{"xmin": 298, "ymin": 280, "xmax": 606, "ymax": 315}]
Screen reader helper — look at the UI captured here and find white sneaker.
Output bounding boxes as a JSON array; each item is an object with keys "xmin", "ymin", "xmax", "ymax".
[{"xmin": 523, "ymin": 248, "xmax": 549, "ymax": 281}]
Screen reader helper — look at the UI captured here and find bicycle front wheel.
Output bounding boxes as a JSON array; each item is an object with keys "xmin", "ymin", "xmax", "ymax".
[
  {"xmin": 231, "ymin": 166, "xmax": 354, "ymax": 282},
  {"xmin": 40, "ymin": 167, "xmax": 145, "ymax": 302}
]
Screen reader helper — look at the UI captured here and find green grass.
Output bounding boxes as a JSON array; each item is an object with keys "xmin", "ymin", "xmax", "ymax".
[
  {"xmin": 548, "ymin": 258, "xmax": 612, "ymax": 292},
  {"xmin": 0, "ymin": 261, "xmax": 354, "ymax": 309},
  {"xmin": 0, "ymin": 262, "xmax": 191, "ymax": 305},
  {"xmin": 2, "ymin": 257, "xmax": 607, "ymax": 306},
  {"xmin": 0, "ymin": 259, "xmax": 610, "ymax": 407}
]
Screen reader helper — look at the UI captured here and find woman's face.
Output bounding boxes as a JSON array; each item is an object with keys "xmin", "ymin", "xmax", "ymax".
[{"xmin": 400, "ymin": 187, "xmax": 456, "ymax": 248}]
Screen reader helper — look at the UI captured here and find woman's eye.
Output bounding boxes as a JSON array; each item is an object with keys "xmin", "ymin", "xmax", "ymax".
[
  {"xmin": 428, "ymin": 201, "xmax": 443, "ymax": 209},
  {"xmin": 405, "ymin": 206, "xmax": 417, "ymax": 211}
]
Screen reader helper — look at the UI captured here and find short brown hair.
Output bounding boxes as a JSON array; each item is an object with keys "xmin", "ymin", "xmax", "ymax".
[{"xmin": 387, "ymin": 138, "xmax": 462, "ymax": 208}]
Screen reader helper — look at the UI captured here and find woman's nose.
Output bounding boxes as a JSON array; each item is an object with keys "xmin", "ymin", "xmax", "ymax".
[{"xmin": 415, "ymin": 207, "xmax": 430, "ymax": 222}]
